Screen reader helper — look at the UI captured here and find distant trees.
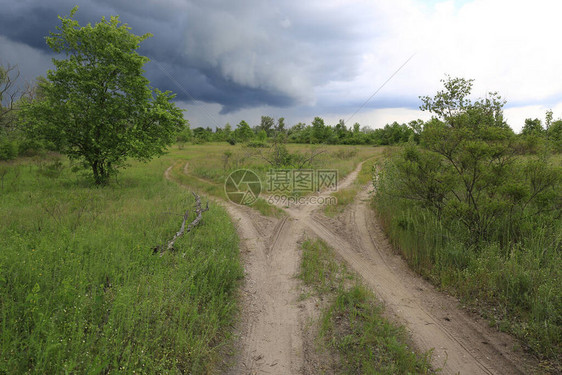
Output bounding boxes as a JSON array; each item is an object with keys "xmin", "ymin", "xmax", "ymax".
[
  {"xmin": 0, "ymin": 64, "xmax": 24, "ymax": 160},
  {"xmin": 521, "ymin": 118, "xmax": 543, "ymax": 136},
  {"xmin": 518, "ymin": 112, "xmax": 562, "ymax": 153},
  {"xmin": 0, "ymin": 64, "xmax": 24, "ymax": 131},
  {"xmin": 548, "ymin": 119, "xmax": 562, "ymax": 152},
  {"xmin": 275, "ymin": 117, "xmax": 286, "ymax": 134},
  {"xmin": 21, "ymin": 8, "xmax": 185, "ymax": 184},
  {"xmin": 371, "ymin": 122, "xmax": 414, "ymax": 145},
  {"xmin": 0, "ymin": 64, "xmax": 45, "ymax": 160},
  {"xmin": 235, "ymin": 120, "xmax": 253, "ymax": 142},
  {"xmin": 182, "ymin": 116, "xmax": 426, "ymax": 146},
  {"xmin": 311, "ymin": 116, "xmax": 327, "ymax": 143},
  {"xmin": 259, "ymin": 116, "xmax": 275, "ymax": 137},
  {"xmin": 167, "ymin": 82, "xmax": 562, "ymax": 153}
]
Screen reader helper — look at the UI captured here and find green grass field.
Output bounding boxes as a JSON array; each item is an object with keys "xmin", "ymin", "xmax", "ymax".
[
  {"xmin": 167, "ymin": 143, "xmax": 381, "ymax": 216},
  {"xmin": 0, "ymin": 153, "xmax": 243, "ymax": 373},
  {"xmin": 167, "ymin": 142, "xmax": 380, "ymax": 191}
]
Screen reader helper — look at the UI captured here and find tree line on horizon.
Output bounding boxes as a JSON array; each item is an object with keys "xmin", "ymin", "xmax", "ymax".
[{"xmin": 179, "ymin": 112, "xmax": 562, "ymax": 152}]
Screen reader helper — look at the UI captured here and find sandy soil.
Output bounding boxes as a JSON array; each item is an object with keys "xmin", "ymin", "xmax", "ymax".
[{"xmin": 167, "ymin": 160, "xmax": 540, "ymax": 375}]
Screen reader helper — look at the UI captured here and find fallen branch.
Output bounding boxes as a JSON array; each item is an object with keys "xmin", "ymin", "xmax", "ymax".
[{"xmin": 153, "ymin": 192, "xmax": 209, "ymax": 256}]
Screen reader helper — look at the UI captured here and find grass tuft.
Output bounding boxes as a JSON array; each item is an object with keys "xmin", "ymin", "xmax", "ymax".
[{"xmin": 299, "ymin": 238, "xmax": 434, "ymax": 374}]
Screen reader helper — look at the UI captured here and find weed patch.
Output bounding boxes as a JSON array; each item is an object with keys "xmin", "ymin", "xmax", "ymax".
[
  {"xmin": 299, "ymin": 239, "xmax": 434, "ymax": 374},
  {"xmin": 0, "ymin": 155, "xmax": 243, "ymax": 373}
]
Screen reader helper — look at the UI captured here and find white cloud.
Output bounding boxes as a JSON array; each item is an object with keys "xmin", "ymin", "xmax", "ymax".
[{"xmin": 0, "ymin": 36, "xmax": 53, "ymax": 83}]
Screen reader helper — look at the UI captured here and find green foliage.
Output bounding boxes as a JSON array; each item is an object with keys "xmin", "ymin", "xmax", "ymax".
[
  {"xmin": 397, "ymin": 77, "xmax": 558, "ymax": 243},
  {"xmin": 299, "ymin": 239, "xmax": 434, "ymax": 374},
  {"xmin": 176, "ymin": 124, "xmax": 192, "ymax": 143},
  {"xmin": 275, "ymin": 117, "xmax": 286, "ymax": 133},
  {"xmin": 256, "ymin": 129, "xmax": 268, "ymax": 142},
  {"xmin": 420, "ymin": 75, "xmax": 506, "ymax": 129},
  {"xmin": 374, "ymin": 76, "xmax": 562, "ymax": 362},
  {"xmin": 259, "ymin": 115, "xmax": 275, "ymax": 137},
  {"xmin": 245, "ymin": 140, "xmax": 268, "ymax": 148},
  {"xmin": 234, "ymin": 120, "xmax": 253, "ymax": 142},
  {"xmin": 20, "ymin": 7, "xmax": 185, "ymax": 185},
  {"xmin": 0, "ymin": 156, "xmax": 243, "ymax": 373},
  {"xmin": 521, "ymin": 118, "xmax": 544, "ymax": 136},
  {"xmin": 311, "ymin": 116, "xmax": 327, "ymax": 142},
  {"xmin": 548, "ymin": 119, "xmax": 562, "ymax": 152},
  {"xmin": 0, "ymin": 137, "xmax": 18, "ymax": 160},
  {"xmin": 371, "ymin": 121, "xmax": 416, "ymax": 145}
]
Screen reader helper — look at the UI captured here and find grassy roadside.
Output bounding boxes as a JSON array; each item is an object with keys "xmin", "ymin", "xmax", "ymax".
[
  {"xmin": 323, "ymin": 150, "xmax": 382, "ymax": 217},
  {"xmin": 0, "ymin": 154, "xmax": 243, "ymax": 373},
  {"xmin": 166, "ymin": 143, "xmax": 382, "ymax": 218},
  {"xmin": 373, "ymin": 150, "xmax": 562, "ymax": 369},
  {"xmin": 299, "ymin": 238, "xmax": 434, "ymax": 374},
  {"xmin": 167, "ymin": 143, "xmax": 380, "ymax": 188},
  {"xmin": 167, "ymin": 158, "xmax": 285, "ymax": 218}
]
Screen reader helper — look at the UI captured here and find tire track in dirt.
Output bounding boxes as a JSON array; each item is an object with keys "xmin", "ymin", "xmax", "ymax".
[
  {"xmin": 167, "ymin": 159, "xmax": 538, "ymax": 375},
  {"xmin": 166, "ymin": 162, "xmax": 307, "ymax": 375},
  {"xmin": 292, "ymin": 186, "xmax": 535, "ymax": 374},
  {"xmin": 275, "ymin": 159, "xmax": 536, "ymax": 374},
  {"xmin": 222, "ymin": 205, "xmax": 305, "ymax": 375}
]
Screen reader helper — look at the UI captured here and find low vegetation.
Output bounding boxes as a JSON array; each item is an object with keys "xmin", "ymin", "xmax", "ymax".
[
  {"xmin": 374, "ymin": 77, "xmax": 562, "ymax": 366},
  {"xmin": 299, "ymin": 238, "xmax": 434, "ymax": 374},
  {"xmin": 0, "ymin": 155, "xmax": 243, "ymax": 373},
  {"xmin": 323, "ymin": 152, "xmax": 382, "ymax": 217},
  {"xmin": 166, "ymin": 142, "xmax": 378, "ymax": 192}
]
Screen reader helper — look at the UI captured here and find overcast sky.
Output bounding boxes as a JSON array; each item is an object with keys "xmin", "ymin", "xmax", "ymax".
[{"xmin": 1, "ymin": 0, "xmax": 561, "ymax": 132}]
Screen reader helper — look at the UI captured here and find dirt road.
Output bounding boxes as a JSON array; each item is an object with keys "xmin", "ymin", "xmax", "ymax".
[{"xmin": 168, "ymin": 160, "xmax": 538, "ymax": 374}]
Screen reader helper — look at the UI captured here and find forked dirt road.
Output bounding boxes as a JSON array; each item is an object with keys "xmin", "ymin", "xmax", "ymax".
[{"xmin": 168, "ymin": 160, "xmax": 538, "ymax": 374}]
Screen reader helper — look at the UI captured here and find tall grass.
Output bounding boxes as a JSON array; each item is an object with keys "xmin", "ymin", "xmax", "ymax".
[
  {"xmin": 374, "ymin": 156, "xmax": 562, "ymax": 364},
  {"xmin": 323, "ymin": 152, "xmax": 381, "ymax": 217},
  {"xmin": 167, "ymin": 143, "xmax": 380, "ymax": 217},
  {"xmin": 166, "ymin": 143, "xmax": 380, "ymax": 190},
  {"xmin": 299, "ymin": 239, "xmax": 434, "ymax": 374},
  {"xmin": 0, "ymin": 155, "xmax": 243, "ymax": 373}
]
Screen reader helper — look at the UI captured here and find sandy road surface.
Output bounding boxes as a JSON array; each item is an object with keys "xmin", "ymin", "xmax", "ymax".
[{"xmin": 166, "ymin": 160, "xmax": 538, "ymax": 374}]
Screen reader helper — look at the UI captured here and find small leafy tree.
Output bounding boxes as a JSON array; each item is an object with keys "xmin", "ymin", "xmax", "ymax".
[
  {"xmin": 521, "ymin": 118, "xmax": 544, "ymax": 136},
  {"xmin": 384, "ymin": 76, "xmax": 560, "ymax": 245},
  {"xmin": 235, "ymin": 120, "xmax": 253, "ymax": 142},
  {"xmin": 259, "ymin": 116, "xmax": 275, "ymax": 137},
  {"xmin": 311, "ymin": 116, "xmax": 326, "ymax": 143},
  {"xmin": 21, "ymin": 7, "xmax": 185, "ymax": 185}
]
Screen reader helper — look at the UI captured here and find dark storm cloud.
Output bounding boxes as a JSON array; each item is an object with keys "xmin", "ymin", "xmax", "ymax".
[{"xmin": 0, "ymin": 0, "xmax": 381, "ymax": 112}]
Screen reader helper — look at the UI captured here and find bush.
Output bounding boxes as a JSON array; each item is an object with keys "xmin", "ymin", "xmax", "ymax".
[
  {"xmin": 0, "ymin": 138, "xmax": 18, "ymax": 160},
  {"xmin": 245, "ymin": 140, "xmax": 268, "ymax": 148}
]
